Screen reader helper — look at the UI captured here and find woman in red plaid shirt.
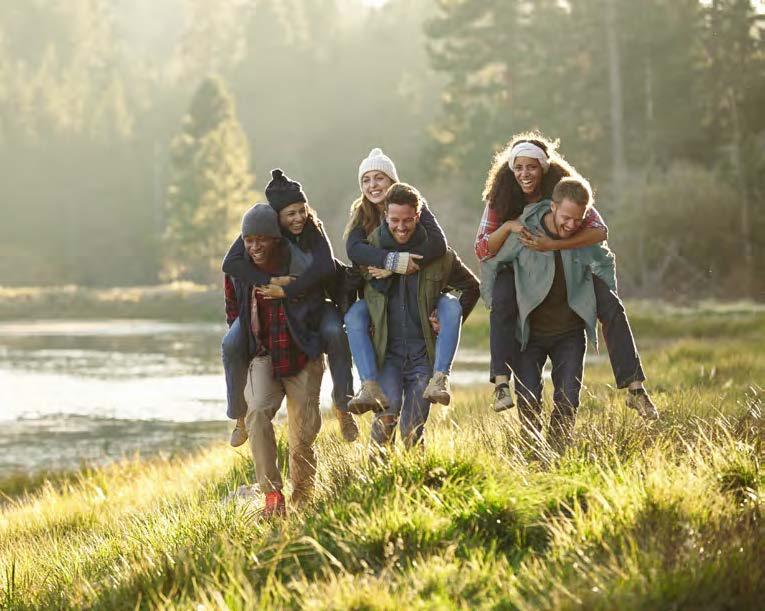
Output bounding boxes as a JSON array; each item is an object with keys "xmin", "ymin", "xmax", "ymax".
[{"xmin": 477, "ymin": 132, "xmax": 658, "ymax": 420}]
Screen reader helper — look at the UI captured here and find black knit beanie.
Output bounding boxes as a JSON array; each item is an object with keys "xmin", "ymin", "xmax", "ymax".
[{"xmin": 265, "ymin": 168, "xmax": 307, "ymax": 213}]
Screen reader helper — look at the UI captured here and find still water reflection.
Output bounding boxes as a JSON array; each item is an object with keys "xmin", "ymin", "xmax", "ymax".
[{"xmin": 0, "ymin": 320, "xmax": 489, "ymax": 476}]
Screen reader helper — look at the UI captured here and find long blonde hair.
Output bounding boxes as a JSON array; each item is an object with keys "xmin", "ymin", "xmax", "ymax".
[{"xmin": 344, "ymin": 195, "xmax": 383, "ymax": 238}]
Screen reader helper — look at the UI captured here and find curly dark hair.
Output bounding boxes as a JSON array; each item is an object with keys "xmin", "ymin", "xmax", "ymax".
[{"xmin": 482, "ymin": 131, "xmax": 578, "ymax": 222}]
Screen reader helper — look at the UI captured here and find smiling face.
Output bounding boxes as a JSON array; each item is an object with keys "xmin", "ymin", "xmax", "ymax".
[
  {"xmin": 549, "ymin": 198, "xmax": 587, "ymax": 239},
  {"xmin": 385, "ymin": 202, "xmax": 420, "ymax": 245},
  {"xmin": 361, "ymin": 170, "xmax": 394, "ymax": 206},
  {"xmin": 512, "ymin": 156, "xmax": 544, "ymax": 202},
  {"xmin": 243, "ymin": 234, "xmax": 278, "ymax": 267},
  {"xmin": 278, "ymin": 202, "xmax": 308, "ymax": 235}
]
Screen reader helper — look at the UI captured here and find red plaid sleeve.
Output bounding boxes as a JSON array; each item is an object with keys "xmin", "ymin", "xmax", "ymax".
[
  {"xmin": 474, "ymin": 203, "xmax": 502, "ymax": 261},
  {"xmin": 255, "ymin": 292, "xmax": 308, "ymax": 378},
  {"xmin": 224, "ymin": 274, "xmax": 239, "ymax": 327},
  {"xmin": 582, "ymin": 206, "xmax": 608, "ymax": 231}
]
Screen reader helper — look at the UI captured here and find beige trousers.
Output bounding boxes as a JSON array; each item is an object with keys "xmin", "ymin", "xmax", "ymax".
[{"xmin": 243, "ymin": 356, "xmax": 324, "ymax": 498}]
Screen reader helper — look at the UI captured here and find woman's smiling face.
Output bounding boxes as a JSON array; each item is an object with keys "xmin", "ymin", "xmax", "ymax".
[
  {"xmin": 361, "ymin": 171, "xmax": 394, "ymax": 205},
  {"xmin": 278, "ymin": 202, "xmax": 308, "ymax": 235},
  {"xmin": 512, "ymin": 156, "xmax": 543, "ymax": 200}
]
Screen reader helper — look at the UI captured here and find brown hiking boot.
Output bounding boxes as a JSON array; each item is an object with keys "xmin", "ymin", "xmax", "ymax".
[
  {"xmin": 423, "ymin": 371, "xmax": 451, "ymax": 405},
  {"xmin": 230, "ymin": 417, "xmax": 248, "ymax": 447},
  {"xmin": 491, "ymin": 383, "xmax": 515, "ymax": 413},
  {"xmin": 335, "ymin": 406, "xmax": 360, "ymax": 442},
  {"xmin": 347, "ymin": 380, "xmax": 389, "ymax": 415},
  {"xmin": 626, "ymin": 388, "xmax": 659, "ymax": 421}
]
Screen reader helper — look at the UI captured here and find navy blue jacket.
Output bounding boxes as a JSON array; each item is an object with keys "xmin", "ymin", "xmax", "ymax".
[{"xmin": 227, "ymin": 240, "xmax": 324, "ymax": 363}]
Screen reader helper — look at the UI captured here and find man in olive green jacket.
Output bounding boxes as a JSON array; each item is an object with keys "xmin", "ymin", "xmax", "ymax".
[
  {"xmin": 363, "ymin": 182, "xmax": 479, "ymax": 448},
  {"xmin": 481, "ymin": 178, "xmax": 616, "ymax": 452}
]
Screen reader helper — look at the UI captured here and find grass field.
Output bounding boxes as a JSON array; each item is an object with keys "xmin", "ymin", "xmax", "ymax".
[{"xmin": 0, "ymin": 305, "xmax": 763, "ymax": 609}]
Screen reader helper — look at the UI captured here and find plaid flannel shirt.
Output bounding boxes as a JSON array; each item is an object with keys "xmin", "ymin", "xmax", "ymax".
[
  {"xmin": 223, "ymin": 274, "xmax": 308, "ymax": 377},
  {"xmin": 474, "ymin": 202, "xmax": 608, "ymax": 261},
  {"xmin": 251, "ymin": 287, "xmax": 308, "ymax": 378}
]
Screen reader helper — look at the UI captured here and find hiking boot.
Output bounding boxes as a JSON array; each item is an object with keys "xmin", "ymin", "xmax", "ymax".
[
  {"xmin": 230, "ymin": 417, "xmax": 248, "ymax": 447},
  {"xmin": 423, "ymin": 371, "xmax": 451, "ymax": 405},
  {"xmin": 347, "ymin": 380, "xmax": 389, "ymax": 415},
  {"xmin": 262, "ymin": 490, "xmax": 286, "ymax": 519},
  {"xmin": 335, "ymin": 406, "xmax": 360, "ymax": 442},
  {"xmin": 491, "ymin": 383, "xmax": 515, "ymax": 412},
  {"xmin": 626, "ymin": 388, "xmax": 659, "ymax": 421}
]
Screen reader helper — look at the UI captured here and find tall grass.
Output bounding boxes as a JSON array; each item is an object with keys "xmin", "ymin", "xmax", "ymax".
[{"xmin": 0, "ymin": 316, "xmax": 763, "ymax": 609}]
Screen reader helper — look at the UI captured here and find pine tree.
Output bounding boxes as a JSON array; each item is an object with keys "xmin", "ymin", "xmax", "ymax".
[
  {"xmin": 702, "ymin": 0, "xmax": 765, "ymax": 297},
  {"xmin": 163, "ymin": 76, "xmax": 255, "ymax": 282}
]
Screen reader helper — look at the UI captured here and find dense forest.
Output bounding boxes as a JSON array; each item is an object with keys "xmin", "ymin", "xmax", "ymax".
[{"xmin": 0, "ymin": 0, "xmax": 762, "ymax": 298}]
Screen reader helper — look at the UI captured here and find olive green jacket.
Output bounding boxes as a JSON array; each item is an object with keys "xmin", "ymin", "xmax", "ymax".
[{"xmin": 363, "ymin": 227, "xmax": 479, "ymax": 368}]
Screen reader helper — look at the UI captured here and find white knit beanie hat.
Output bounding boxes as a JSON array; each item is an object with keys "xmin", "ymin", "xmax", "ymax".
[{"xmin": 358, "ymin": 147, "xmax": 399, "ymax": 189}]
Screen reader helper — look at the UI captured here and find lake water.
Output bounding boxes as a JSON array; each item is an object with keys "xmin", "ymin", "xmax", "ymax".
[{"xmin": 0, "ymin": 319, "xmax": 492, "ymax": 477}]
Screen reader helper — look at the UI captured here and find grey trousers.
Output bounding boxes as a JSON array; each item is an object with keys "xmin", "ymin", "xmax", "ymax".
[{"xmin": 243, "ymin": 356, "xmax": 324, "ymax": 498}]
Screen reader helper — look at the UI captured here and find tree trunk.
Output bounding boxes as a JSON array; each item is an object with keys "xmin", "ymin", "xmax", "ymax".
[
  {"xmin": 727, "ymin": 87, "xmax": 754, "ymax": 298},
  {"xmin": 605, "ymin": 0, "xmax": 627, "ymax": 201}
]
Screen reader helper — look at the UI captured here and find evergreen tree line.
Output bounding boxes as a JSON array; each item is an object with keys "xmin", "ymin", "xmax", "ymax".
[
  {"xmin": 0, "ymin": 0, "xmax": 762, "ymax": 298},
  {"xmin": 425, "ymin": 0, "xmax": 765, "ymax": 298}
]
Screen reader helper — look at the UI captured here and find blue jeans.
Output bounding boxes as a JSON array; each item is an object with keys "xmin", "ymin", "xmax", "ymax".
[
  {"xmin": 372, "ymin": 351, "xmax": 432, "ymax": 448},
  {"xmin": 513, "ymin": 328, "xmax": 586, "ymax": 444},
  {"xmin": 222, "ymin": 318, "xmax": 249, "ymax": 419},
  {"xmin": 319, "ymin": 301, "xmax": 354, "ymax": 411},
  {"xmin": 344, "ymin": 294, "xmax": 463, "ymax": 381},
  {"xmin": 490, "ymin": 267, "xmax": 645, "ymax": 388}
]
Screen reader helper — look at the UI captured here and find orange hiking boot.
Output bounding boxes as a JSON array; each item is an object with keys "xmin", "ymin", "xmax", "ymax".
[{"xmin": 262, "ymin": 490, "xmax": 286, "ymax": 519}]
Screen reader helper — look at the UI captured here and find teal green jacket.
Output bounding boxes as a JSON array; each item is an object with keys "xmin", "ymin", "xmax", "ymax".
[{"xmin": 480, "ymin": 200, "xmax": 616, "ymax": 350}]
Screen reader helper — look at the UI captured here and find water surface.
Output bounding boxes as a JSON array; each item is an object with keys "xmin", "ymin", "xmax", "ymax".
[{"xmin": 0, "ymin": 319, "xmax": 491, "ymax": 476}]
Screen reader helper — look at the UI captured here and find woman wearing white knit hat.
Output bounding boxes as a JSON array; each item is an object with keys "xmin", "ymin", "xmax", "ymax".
[{"xmin": 342, "ymin": 147, "xmax": 461, "ymax": 413}]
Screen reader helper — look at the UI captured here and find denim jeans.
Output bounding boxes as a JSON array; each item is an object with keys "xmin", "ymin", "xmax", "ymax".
[
  {"xmin": 490, "ymin": 267, "xmax": 645, "ymax": 388},
  {"xmin": 222, "ymin": 318, "xmax": 249, "ymax": 419},
  {"xmin": 319, "ymin": 301, "xmax": 354, "ymax": 411},
  {"xmin": 432, "ymin": 293, "xmax": 462, "ymax": 375},
  {"xmin": 513, "ymin": 328, "xmax": 586, "ymax": 447},
  {"xmin": 489, "ymin": 266, "xmax": 521, "ymax": 383},
  {"xmin": 344, "ymin": 299, "xmax": 378, "ymax": 382},
  {"xmin": 372, "ymin": 350, "xmax": 432, "ymax": 448},
  {"xmin": 592, "ymin": 276, "xmax": 645, "ymax": 387},
  {"xmin": 345, "ymin": 294, "xmax": 462, "ymax": 382}
]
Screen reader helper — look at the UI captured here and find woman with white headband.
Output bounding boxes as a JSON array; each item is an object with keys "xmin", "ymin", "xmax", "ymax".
[{"xmin": 475, "ymin": 132, "xmax": 658, "ymax": 420}]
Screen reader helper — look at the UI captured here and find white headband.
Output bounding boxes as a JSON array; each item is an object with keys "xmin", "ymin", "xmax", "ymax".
[{"xmin": 508, "ymin": 142, "xmax": 550, "ymax": 174}]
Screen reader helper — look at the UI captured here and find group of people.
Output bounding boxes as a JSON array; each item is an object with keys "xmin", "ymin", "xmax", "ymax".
[{"xmin": 220, "ymin": 134, "xmax": 659, "ymax": 518}]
